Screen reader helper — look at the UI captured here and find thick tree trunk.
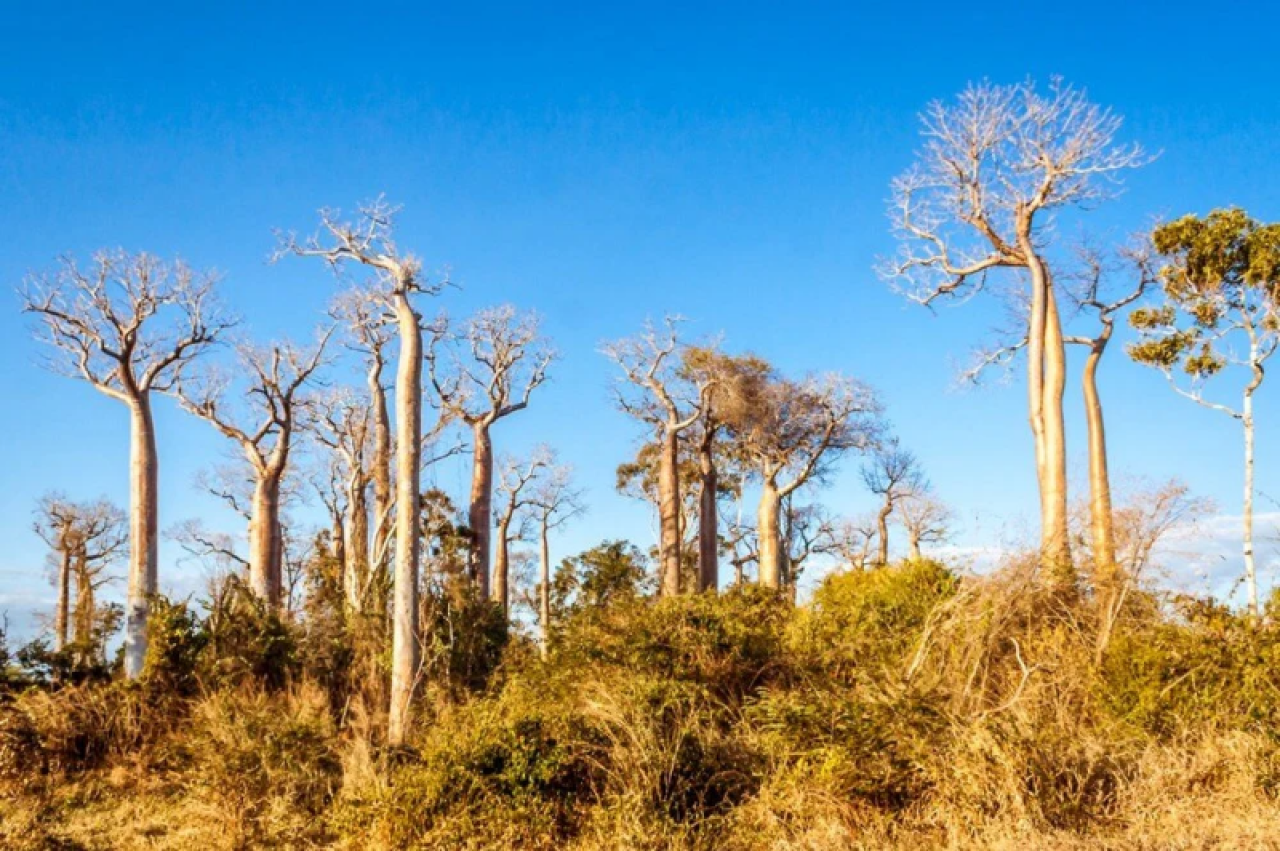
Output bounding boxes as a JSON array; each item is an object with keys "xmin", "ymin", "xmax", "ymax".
[
  {"xmin": 388, "ymin": 293, "xmax": 423, "ymax": 747},
  {"xmin": 1042, "ymin": 283, "xmax": 1073, "ymax": 587},
  {"xmin": 908, "ymin": 533, "xmax": 922, "ymax": 561},
  {"xmin": 1082, "ymin": 335, "xmax": 1118, "ymax": 587},
  {"xmin": 539, "ymin": 520, "xmax": 551, "ymax": 660},
  {"xmin": 469, "ymin": 422, "xmax": 494, "ymax": 598},
  {"xmin": 248, "ymin": 476, "xmax": 283, "ymax": 607},
  {"xmin": 697, "ymin": 429, "xmax": 718, "ymax": 593},
  {"xmin": 876, "ymin": 503, "xmax": 892, "ymax": 567},
  {"xmin": 492, "ymin": 518, "xmax": 511, "ymax": 617},
  {"xmin": 345, "ymin": 479, "xmax": 370, "ymax": 614},
  {"xmin": 1243, "ymin": 393, "xmax": 1257, "ymax": 619},
  {"xmin": 657, "ymin": 427, "xmax": 682, "ymax": 596},
  {"xmin": 124, "ymin": 395, "xmax": 159, "ymax": 679},
  {"xmin": 55, "ymin": 548, "xmax": 71, "ymax": 652},
  {"xmin": 757, "ymin": 480, "xmax": 782, "ymax": 589}
]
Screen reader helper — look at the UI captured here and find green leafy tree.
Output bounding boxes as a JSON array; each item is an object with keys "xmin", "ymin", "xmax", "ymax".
[{"xmin": 1128, "ymin": 208, "xmax": 1280, "ymax": 617}]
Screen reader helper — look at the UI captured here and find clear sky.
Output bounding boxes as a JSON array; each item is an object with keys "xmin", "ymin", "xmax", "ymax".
[{"xmin": 2, "ymin": 2, "xmax": 1277, "ymax": 638}]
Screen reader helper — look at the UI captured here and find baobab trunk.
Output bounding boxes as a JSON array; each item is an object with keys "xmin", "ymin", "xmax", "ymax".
[
  {"xmin": 74, "ymin": 553, "xmax": 94, "ymax": 654},
  {"xmin": 539, "ymin": 519, "xmax": 551, "ymax": 660},
  {"xmin": 469, "ymin": 422, "xmax": 494, "ymax": 598},
  {"xmin": 1243, "ymin": 392, "xmax": 1257, "ymax": 619},
  {"xmin": 697, "ymin": 430, "xmax": 718, "ymax": 592},
  {"xmin": 757, "ymin": 480, "xmax": 782, "ymax": 589},
  {"xmin": 657, "ymin": 428, "xmax": 682, "ymax": 596},
  {"xmin": 369, "ymin": 361, "xmax": 393, "ymax": 571},
  {"xmin": 1082, "ymin": 335, "xmax": 1118, "ymax": 586},
  {"xmin": 492, "ymin": 517, "xmax": 511, "ymax": 617},
  {"xmin": 1042, "ymin": 283, "xmax": 1073, "ymax": 587},
  {"xmin": 345, "ymin": 481, "xmax": 370, "ymax": 614},
  {"xmin": 875, "ymin": 505, "xmax": 891, "ymax": 567},
  {"xmin": 248, "ymin": 477, "xmax": 283, "ymax": 607},
  {"xmin": 908, "ymin": 533, "xmax": 922, "ymax": 561},
  {"xmin": 55, "ymin": 548, "xmax": 71, "ymax": 652},
  {"xmin": 124, "ymin": 395, "xmax": 159, "ymax": 679},
  {"xmin": 388, "ymin": 294, "xmax": 423, "ymax": 747}
]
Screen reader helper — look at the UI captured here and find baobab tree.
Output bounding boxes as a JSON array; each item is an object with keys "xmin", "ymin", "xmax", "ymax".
[
  {"xmin": 175, "ymin": 334, "xmax": 331, "ymax": 608},
  {"xmin": 1128, "ymin": 209, "xmax": 1280, "ymax": 618},
  {"xmin": 280, "ymin": 199, "xmax": 443, "ymax": 745},
  {"xmin": 897, "ymin": 492, "xmax": 954, "ymax": 560},
  {"xmin": 529, "ymin": 459, "xmax": 584, "ymax": 658},
  {"xmin": 33, "ymin": 494, "xmax": 126, "ymax": 653},
  {"xmin": 739, "ymin": 373, "xmax": 882, "ymax": 589},
  {"xmin": 491, "ymin": 449, "xmax": 551, "ymax": 618},
  {"xmin": 862, "ymin": 438, "xmax": 926, "ymax": 566},
  {"xmin": 428, "ymin": 305, "xmax": 554, "ymax": 597},
  {"xmin": 310, "ymin": 386, "xmax": 376, "ymax": 614},
  {"xmin": 604, "ymin": 318, "xmax": 712, "ymax": 596},
  {"xmin": 22, "ymin": 251, "xmax": 233, "ymax": 677},
  {"xmin": 884, "ymin": 79, "xmax": 1148, "ymax": 587}
]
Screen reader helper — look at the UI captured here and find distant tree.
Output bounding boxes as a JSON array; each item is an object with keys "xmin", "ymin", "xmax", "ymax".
[
  {"xmin": 428, "ymin": 305, "xmax": 554, "ymax": 598},
  {"xmin": 861, "ymin": 438, "xmax": 926, "ymax": 566},
  {"xmin": 896, "ymin": 492, "xmax": 954, "ymax": 560},
  {"xmin": 176, "ymin": 334, "xmax": 331, "ymax": 608},
  {"xmin": 22, "ymin": 251, "xmax": 233, "ymax": 676},
  {"xmin": 1128, "ymin": 209, "xmax": 1280, "ymax": 617},
  {"xmin": 280, "ymin": 198, "xmax": 444, "ymax": 745},
  {"xmin": 32, "ymin": 494, "xmax": 126, "ymax": 655},
  {"xmin": 883, "ymin": 79, "xmax": 1147, "ymax": 587},
  {"xmin": 491, "ymin": 449, "xmax": 551, "ymax": 619},
  {"xmin": 528, "ymin": 459, "xmax": 585, "ymax": 658},
  {"xmin": 551, "ymin": 541, "xmax": 652, "ymax": 623},
  {"xmin": 603, "ymin": 318, "xmax": 712, "ymax": 596},
  {"xmin": 738, "ymin": 373, "xmax": 882, "ymax": 589}
]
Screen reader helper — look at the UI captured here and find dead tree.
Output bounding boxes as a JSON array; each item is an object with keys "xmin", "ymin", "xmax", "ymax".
[
  {"xmin": 22, "ymin": 251, "xmax": 233, "ymax": 677},
  {"xmin": 739, "ymin": 373, "xmax": 882, "ymax": 589},
  {"xmin": 176, "ymin": 333, "xmax": 331, "ymax": 608},
  {"xmin": 603, "ymin": 318, "xmax": 711, "ymax": 596},
  {"xmin": 280, "ymin": 199, "xmax": 443, "ymax": 745},
  {"xmin": 883, "ymin": 79, "xmax": 1147, "ymax": 588},
  {"xmin": 428, "ymin": 305, "xmax": 554, "ymax": 600},
  {"xmin": 861, "ymin": 438, "xmax": 926, "ymax": 566}
]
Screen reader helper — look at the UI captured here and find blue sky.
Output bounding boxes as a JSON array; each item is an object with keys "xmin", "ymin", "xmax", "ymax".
[{"xmin": 1, "ymin": 2, "xmax": 1277, "ymax": 638}]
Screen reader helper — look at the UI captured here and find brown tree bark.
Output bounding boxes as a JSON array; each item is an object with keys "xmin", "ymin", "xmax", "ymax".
[
  {"xmin": 1083, "ymin": 331, "xmax": 1117, "ymax": 586},
  {"xmin": 55, "ymin": 548, "xmax": 71, "ymax": 652},
  {"xmin": 658, "ymin": 428, "xmax": 682, "ymax": 596},
  {"xmin": 471, "ymin": 422, "xmax": 494, "ymax": 597},
  {"xmin": 248, "ymin": 475, "xmax": 284, "ymax": 605},
  {"xmin": 492, "ymin": 514, "xmax": 512, "ymax": 618},
  {"xmin": 697, "ymin": 425, "xmax": 718, "ymax": 593}
]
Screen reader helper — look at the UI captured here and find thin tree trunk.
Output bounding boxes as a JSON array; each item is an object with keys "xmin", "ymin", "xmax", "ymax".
[
  {"xmin": 124, "ymin": 394, "xmax": 159, "ymax": 679},
  {"xmin": 658, "ymin": 427, "xmax": 681, "ymax": 596},
  {"xmin": 248, "ymin": 476, "xmax": 283, "ymax": 607},
  {"xmin": 370, "ymin": 359, "xmax": 393, "ymax": 582},
  {"xmin": 55, "ymin": 547, "xmax": 71, "ymax": 652},
  {"xmin": 697, "ymin": 427, "xmax": 718, "ymax": 593},
  {"xmin": 1042, "ymin": 281, "xmax": 1074, "ymax": 587},
  {"xmin": 757, "ymin": 480, "xmax": 782, "ymax": 589},
  {"xmin": 539, "ymin": 519, "xmax": 551, "ymax": 660},
  {"xmin": 908, "ymin": 533, "xmax": 922, "ymax": 561},
  {"xmin": 492, "ymin": 517, "xmax": 510, "ymax": 617},
  {"xmin": 469, "ymin": 422, "xmax": 494, "ymax": 598},
  {"xmin": 1083, "ymin": 333, "xmax": 1118, "ymax": 587},
  {"xmin": 388, "ymin": 293, "xmax": 423, "ymax": 747},
  {"xmin": 73, "ymin": 553, "xmax": 94, "ymax": 659},
  {"xmin": 1244, "ymin": 391, "xmax": 1257, "ymax": 619},
  {"xmin": 876, "ymin": 503, "xmax": 892, "ymax": 567},
  {"xmin": 345, "ymin": 479, "xmax": 370, "ymax": 614}
]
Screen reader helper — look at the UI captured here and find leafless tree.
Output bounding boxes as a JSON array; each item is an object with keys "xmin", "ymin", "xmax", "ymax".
[
  {"xmin": 738, "ymin": 373, "xmax": 882, "ymax": 588},
  {"xmin": 428, "ymin": 305, "xmax": 554, "ymax": 599},
  {"xmin": 862, "ymin": 438, "xmax": 926, "ymax": 566},
  {"xmin": 603, "ymin": 318, "xmax": 711, "ymax": 596},
  {"xmin": 22, "ymin": 251, "xmax": 233, "ymax": 676},
  {"xmin": 827, "ymin": 514, "xmax": 881, "ymax": 571},
  {"xmin": 175, "ymin": 333, "xmax": 331, "ymax": 608},
  {"xmin": 33, "ymin": 494, "xmax": 126, "ymax": 653},
  {"xmin": 279, "ymin": 198, "xmax": 444, "ymax": 745},
  {"xmin": 491, "ymin": 449, "xmax": 552, "ymax": 619},
  {"xmin": 897, "ymin": 492, "xmax": 954, "ymax": 560},
  {"xmin": 883, "ymin": 79, "xmax": 1148, "ymax": 588},
  {"xmin": 529, "ymin": 459, "xmax": 585, "ymax": 658}
]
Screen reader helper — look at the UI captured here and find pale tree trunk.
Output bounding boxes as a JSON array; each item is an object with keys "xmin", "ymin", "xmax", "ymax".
[
  {"xmin": 345, "ymin": 480, "xmax": 370, "ymax": 614},
  {"xmin": 1243, "ymin": 391, "xmax": 1257, "ymax": 619},
  {"xmin": 469, "ymin": 422, "xmax": 494, "ymax": 598},
  {"xmin": 697, "ymin": 428, "xmax": 718, "ymax": 593},
  {"xmin": 370, "ymin": 360, "xmax": 393, "ymax": 581},
  {"xmin": 539, "ymin": 519, "xmax": 551, "ymax": 660},
  {"xmin": 55, "ymin": 548, "xmax": 71, "ymax": 652},
  {"xmin": 492, "ymin": 517, "xmax": 511, "ymax": 617},
  {"xmin": 1082, "ymin": 334, "xmax": 1118, "ymax": 587},
  {"xmin": 74, "ymin": 553, "xmax": 94, "ymax": 657},
  {"xmin": 124, "ymin": 395, "xmax": 159, "ymax": 679},
  {"xmin": 388, "ymin": 293, "xmax": 423, "ymax": 747},
  {"xmin": 757, "ymin": 480, "xmax": 782, "ymax": 589},
  {"xmin": 876, "ymin": 503, "xmax": 891, "ymax": 567},
  {"xmin": 908, "ymin": 533, "xmax": 922, "ymax": 561},
  {"xmin": 1042, "ymin": 282, "xmax": 1073, "ymax": 586},
  {"xmin": 657, "ymin": 427, "xmax": 682, "ymax": 596},
  {"xmin": 248, "ymin": 476, "xmax": 283, "ymax": 606}
]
